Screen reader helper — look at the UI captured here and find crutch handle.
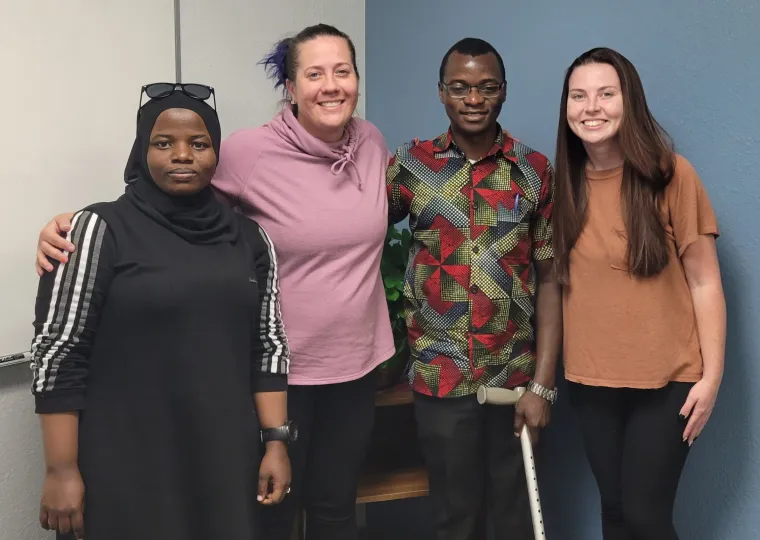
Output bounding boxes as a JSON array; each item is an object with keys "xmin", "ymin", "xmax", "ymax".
[
  {"xmin": 477, "ymin": 386, "xmax": 546, "ymax": 539},
  {"xmin": 477, "ymin": 385, "xmax": 525, "ymax": 405}
]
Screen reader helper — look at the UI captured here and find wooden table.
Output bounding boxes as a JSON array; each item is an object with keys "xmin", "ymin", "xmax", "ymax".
[
  {"xmin": 292, "ymin": 385, "xmax": 429, "ymax": 539},
  {"xmin": 356, "ymin": 385, "xmax": 428, "ymax": 504},
  {"xmin": 354, "ymin": 384, "xmax": 429, "ymax": 533}
]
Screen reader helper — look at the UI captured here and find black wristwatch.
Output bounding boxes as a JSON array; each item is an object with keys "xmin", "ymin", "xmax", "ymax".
[{"xmin": 261, "ymin": 420, "xmax": 299, "ymax": 444}]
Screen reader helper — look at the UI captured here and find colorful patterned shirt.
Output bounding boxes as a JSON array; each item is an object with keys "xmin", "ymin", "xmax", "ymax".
[{"xmin": 386, "ymin": 127, "xmax": 555, "ymax": 398}]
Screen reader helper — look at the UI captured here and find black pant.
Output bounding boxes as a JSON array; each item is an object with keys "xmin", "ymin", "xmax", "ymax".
[
  {"xmin": 260, "ymin": 372, "xmax": 376, "ymax": 540},
  {"xmin": 568, "ymin": 382, "xmax": 693, "ymax": 540},
  {"xmin": 414, "ymin": 393, "xmax": 533, "ymax": 540}
]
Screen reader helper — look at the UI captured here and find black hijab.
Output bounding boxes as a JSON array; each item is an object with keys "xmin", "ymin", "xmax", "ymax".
[{"xmin": 124, "ymin": 91, "xmax": 239, "ymax": 245}]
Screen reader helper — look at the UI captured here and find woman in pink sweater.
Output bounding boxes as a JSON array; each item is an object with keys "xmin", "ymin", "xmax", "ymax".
[{"xmin": 34, "ymin": 24, "xmax": 394, "ymax": 540}]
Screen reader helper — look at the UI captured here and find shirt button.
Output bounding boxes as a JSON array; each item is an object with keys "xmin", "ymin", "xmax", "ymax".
[
  {"xmin": 472, "ymin": 245, "xmax": 480, "ymax": 254},
  {"xmin": 470, "ymin": 284, "xmax": 479, "ymax": 294},
  {"xmin": 473, "ymin": 201, "xmax": 479, "ymax": 210}
]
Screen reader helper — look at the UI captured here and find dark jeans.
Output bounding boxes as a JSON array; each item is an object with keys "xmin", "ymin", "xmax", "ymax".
[
  {"xmin": 414, "ymin": 393, "xmax": 533, "ymax": 540},
  {"xmin": 260, "ymin": 372, "xmax": 377, "ymax": 540},
  {"xmin": 568, "ymin": 381, "xmax": 694, "ymax": 540}
]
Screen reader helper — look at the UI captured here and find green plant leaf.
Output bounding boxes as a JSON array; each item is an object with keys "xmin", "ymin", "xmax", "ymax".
[
  {"xmin": 380, "ymin": 224, "xmax": 412, "ymax": 386},
  {"xmin": 386, "ymin": 289, "xmax": 400, "ymax": 301},
  {"xmin": 383, "ymin": 275, "xmax": 404, "ymax": 289}
]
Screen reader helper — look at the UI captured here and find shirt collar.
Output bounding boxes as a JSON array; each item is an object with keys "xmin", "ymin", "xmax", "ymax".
[{"xmin": 432, "ymin": 124, "xmax": 518, "ymax": 164}]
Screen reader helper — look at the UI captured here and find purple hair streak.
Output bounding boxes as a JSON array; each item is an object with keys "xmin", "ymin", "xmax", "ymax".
[{"xmin": 259, "ymin": 38, "xmax": 291, "ymax": 92}]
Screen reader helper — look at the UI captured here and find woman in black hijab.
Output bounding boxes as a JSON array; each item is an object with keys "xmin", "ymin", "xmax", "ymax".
[{"xmin": 30, "ymin": 85, "xmax": 293, "ymax": 540}]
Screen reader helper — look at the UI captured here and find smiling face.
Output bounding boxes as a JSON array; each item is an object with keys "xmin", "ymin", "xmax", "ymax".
[
  {"xmin": 566, "ymin": 62, "xmax": 624, "ymax": 148},
  {"xmin": 146, "ymin": 108, "xmax": 217, "ymax": 196},
  {"xmin": 285, "ymin": 35, "xmax": 359, "ymax": 142},
  {"xmin": 439, "ymin": 51, "xmax": 505, "ymax": 137}
]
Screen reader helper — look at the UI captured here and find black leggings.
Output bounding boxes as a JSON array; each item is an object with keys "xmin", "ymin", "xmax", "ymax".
[
  {"xmin": 568, "ymin": 381, "xmax": 693, "ymax": 540},
  {"xmin": 259, "ymin": 372, "xmax": 377, "ymax": 540}
]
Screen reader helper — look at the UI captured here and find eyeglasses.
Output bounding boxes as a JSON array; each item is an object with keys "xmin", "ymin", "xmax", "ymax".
[
  {"xmin": 138, "ymin": 83, "xmax": 216, "ymax": 112},
  {"xmin": 439, "ymin": 81, "xmax": 506, "ymax": 99}
]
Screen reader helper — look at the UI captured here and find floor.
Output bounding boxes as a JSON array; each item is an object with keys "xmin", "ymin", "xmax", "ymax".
[
  {"xmin": 361, "ymin": 497, "xmax": 434, "ymax": 540},
  {"xmin": 292, "ymin": 497, "xmax": 434, "ymax": 539}
]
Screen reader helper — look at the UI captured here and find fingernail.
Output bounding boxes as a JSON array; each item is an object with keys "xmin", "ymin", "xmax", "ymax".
[
  {"xmin": 257, "ymin": 495, "xmax": 263, "ymax": 502},
  {"xmin": 514, "ymin": 432, "xmax": 520, "ymax": 437}
]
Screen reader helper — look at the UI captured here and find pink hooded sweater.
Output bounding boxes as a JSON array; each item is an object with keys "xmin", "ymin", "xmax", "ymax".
[{"xmin": 212, "ymin": 107, "xmax": 395, "ymax": 385}]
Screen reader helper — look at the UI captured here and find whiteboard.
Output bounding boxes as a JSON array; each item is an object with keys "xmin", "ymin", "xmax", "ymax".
[{"xmin": 0, "ymin": 0, "xmax": 176, "ymax": 360}]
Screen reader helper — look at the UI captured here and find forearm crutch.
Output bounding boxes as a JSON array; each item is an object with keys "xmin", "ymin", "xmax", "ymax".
[{"xmin": 476, "ymin": 386, "xmax": 546, "ymax": 539}]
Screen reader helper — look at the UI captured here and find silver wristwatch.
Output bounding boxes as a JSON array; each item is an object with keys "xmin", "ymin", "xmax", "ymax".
[{"xmin": 527, "ymin": 380, "xmax": 558, "ymax": 405}]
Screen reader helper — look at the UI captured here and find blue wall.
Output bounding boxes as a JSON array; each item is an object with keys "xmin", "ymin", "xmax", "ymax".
[{"xmin": 366, "ymin": 1, "xmax": 760, "ymax": 538}]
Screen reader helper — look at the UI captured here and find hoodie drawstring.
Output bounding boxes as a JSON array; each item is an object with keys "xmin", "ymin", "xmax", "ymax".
[{"xmin": 330, "ymin": 145, "xmax": 362, "ymax": 189}]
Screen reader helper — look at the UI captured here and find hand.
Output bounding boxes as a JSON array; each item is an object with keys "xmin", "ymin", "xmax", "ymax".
[
  {"xmin": 39, "ymin": 466, "xmax": 85, "ymax": 539},
  {"xmin": 257, "ymin": 442, "xmax": 291, "ymax": 505},
  {"xmin": 36, "ymin": 212, "xmax": 76, "ymax": 276},
  {"xmin": 514, "ymin": 390, "xmax": 552, "ymax": 444},
  {"xmin": 680, "ymin": 378, "xmax": 720, "ymax": 445}
]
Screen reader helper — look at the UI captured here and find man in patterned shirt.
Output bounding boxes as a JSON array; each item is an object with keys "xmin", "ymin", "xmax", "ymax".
[{"xmin": 386, "ymin": 38, "xmax": 562, "ymax": 540}]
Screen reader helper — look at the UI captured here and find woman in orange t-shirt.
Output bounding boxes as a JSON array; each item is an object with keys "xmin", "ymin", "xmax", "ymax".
[{"xmin": 552, "ymin": 47, "xmax": 726, "ymax": 540}]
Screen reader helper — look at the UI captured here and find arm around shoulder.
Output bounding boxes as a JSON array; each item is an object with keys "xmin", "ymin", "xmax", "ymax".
[{"xmin": 36, "ymin": 211, "xmax": 78, "ymax": 274}]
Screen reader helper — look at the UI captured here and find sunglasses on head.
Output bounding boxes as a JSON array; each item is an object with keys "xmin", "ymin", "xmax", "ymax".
[{"xmin": 138, "ymin": 83, "xmax": 216, "ymax": 114}]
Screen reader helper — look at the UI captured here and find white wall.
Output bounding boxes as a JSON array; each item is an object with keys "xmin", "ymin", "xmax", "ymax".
[
  {"xmin": 0, "ymin": 2, "xmax": 175, "ymax": 539},
  {"xmin": 179, "ymin": 0, "xmax": 366, "ymax": 137},
  {"xmin": 0, "ymin": 1, "xmax": 365, "ymax": 539}
]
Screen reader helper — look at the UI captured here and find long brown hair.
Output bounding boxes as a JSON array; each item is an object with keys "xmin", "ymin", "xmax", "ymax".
[{"xmin": 553, "ymin": 47, "xmax": 676, "ymax": 285}]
